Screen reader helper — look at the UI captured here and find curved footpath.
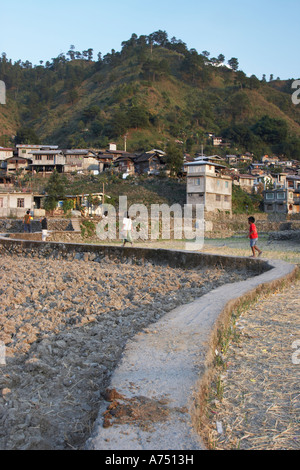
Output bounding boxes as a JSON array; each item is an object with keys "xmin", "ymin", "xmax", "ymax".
[{"xmin": 85, "ymin": 256, "xmax": 297, "ymax": 451}]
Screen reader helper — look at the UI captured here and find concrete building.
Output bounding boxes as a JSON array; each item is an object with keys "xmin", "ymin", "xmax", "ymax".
[
  {"xmin": 264, "ymin": 188, "xmax": 296, "ymax": 214},
  {"xmin": 63, "ymin": 149, "xmax": 99, "ymax": 173},
  {"xmin": 264, "ymin": 176, "xmax": 300, "ymax": 214},
  {"xmin": 233, "ymin": 174, "xmax": 256, "ymax": 193},
  {"xmin": 16, "ymin": 144, "xmax": 43, "ymax": 158},
  {"xmin": 4, "ymin": 155, "xmax": 32, "ymax": 173},
  {"xmin": 185, "ymin": 160, "xmax": 232, "ymax": 213},
  {"xmin": 0, "ymin": 147, "xmax": 14, "ymax": 166},
  {"xmin": 0, "ymin": 192, "xmax": 34, "ymax": 217},
  {"xmin": 28, "ymin": 149, "xmax": 65, "ymax": 173}
]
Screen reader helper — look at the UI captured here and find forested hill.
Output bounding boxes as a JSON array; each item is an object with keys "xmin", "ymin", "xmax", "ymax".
[{"xmin": 1, "ymin": 30, "xmax": 300, "ymax": 159}]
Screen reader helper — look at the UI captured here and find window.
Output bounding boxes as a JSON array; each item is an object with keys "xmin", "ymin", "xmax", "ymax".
[
  {"xmin": 188, "ymin": 165, "xmax": 201, "ymax": 173},
  {"xmin": 224, "ymin": 195, "xmax": 230, "ymax": 202},
  {"xmin": 35, "ymin": 155, "xmax": 42, "ymax": 161},
  {"xmin": 277, "ymin": 192, "xmax": 285, "ymax": 200},
  {"xmin": 17, "ymin": 198, "xmax": 25, "ymax": 208},
  {"xmin": 265, "ymin": 193, "xmax": 274, "ymax": 200},
  {"xmin": 47, "ymin": 156, "xmax": 54, "ymax": 161},
  {"xmin": 225, "ymin": 181, "xmax": 229, "ymax": 188},
  {"xmin": 216, "ymin": 194, "xmax": 221, "ymax": 201},
  {"xmin": 188, "ymin": 177, "xmax": 202, "ymax": 185},
  {"xmin": 0, "ymin": 198, "xmax": 3, "ymax": 207}
]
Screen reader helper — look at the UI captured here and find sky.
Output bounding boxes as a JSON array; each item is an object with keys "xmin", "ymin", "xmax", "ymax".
[{"xmin": 1, "ymin": 0, "xmax": 299, "ymax": 80}]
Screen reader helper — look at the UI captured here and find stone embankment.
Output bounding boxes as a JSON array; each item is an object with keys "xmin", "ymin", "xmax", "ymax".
[
  {"xmin": 1, "ymin": 213, "xmax": 300, "ymax": 241},
  {"xmin": 268, "ymin": 230, "xmax": 300, "ymax": 242},
  {"xmin": 0, "ymin": 218, "xmax": 73, "ymax": 234}
]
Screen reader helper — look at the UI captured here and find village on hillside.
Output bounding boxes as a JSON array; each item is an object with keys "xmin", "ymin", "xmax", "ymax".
[{"xmin": 0, "ymin": 139, "xmax": 300, "ymax": 218}]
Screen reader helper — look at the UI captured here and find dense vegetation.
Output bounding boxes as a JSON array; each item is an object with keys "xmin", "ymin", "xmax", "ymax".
[{"xmin": 1, "ymin": 30, "xmax": 300, "ymax": 159}]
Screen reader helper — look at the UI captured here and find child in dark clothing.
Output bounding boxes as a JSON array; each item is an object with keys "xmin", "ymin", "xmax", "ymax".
[
  {"xmin": 40, "ymin": 217, "xmax": 48, "ymax": 241},
  {"xmin": 248, "ymin": 216, "xmax": 262, "ymax": 258}
]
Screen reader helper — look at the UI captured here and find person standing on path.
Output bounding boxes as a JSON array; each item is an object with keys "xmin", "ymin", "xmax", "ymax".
[
  {"xmin": 40, "ymin": 216, "xmax": 48, "ymax": 241},
  {"xmin": 23, "ymin": 210, "xmax": 33, "ymax": 233},
  {"xmin": 248, "ymin": 216, "xmax": 263, "ymax": 258}
]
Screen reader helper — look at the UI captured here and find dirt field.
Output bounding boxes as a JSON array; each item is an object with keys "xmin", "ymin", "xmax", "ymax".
[
  {"xmin": 203, "ymin": 278, "xmax": 300, "ymax": 450},
  {"xmin": 0, "ymin": 251, "xmax": 246, "ymax": 450}
]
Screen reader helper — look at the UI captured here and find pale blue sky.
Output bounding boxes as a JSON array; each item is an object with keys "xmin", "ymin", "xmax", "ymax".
[{"xmin": 1, "ymin": 0, "xmax": 299, "ymax": 79}]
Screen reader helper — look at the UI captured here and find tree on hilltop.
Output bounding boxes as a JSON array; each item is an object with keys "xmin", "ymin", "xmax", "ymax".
[{"xmin": 228, "ymin": 57, "xmax": 239, "ymax": 71}]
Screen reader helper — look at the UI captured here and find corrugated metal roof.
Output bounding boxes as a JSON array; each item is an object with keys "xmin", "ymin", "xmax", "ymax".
[{"xmin": 29, "ymin": 150, "xmax": 63, "ymax": 155}]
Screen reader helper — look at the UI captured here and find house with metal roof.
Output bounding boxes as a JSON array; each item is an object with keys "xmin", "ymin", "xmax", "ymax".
[
  {"xmin": 63, "ymin": 149, "xmax": 99, "ymax": 173},
  {"xmin": 28, "ymin": 149, "xmax": 65, "ymax": 173},
  {"xmin": 185, "ymin": 160, "xmax": 232, "ymax": 213}
]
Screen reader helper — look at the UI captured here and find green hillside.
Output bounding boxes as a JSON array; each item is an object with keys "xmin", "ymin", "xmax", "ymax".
[{"xmin": 1, "ymin": 31, "xmax": 300, "ymax": 158}]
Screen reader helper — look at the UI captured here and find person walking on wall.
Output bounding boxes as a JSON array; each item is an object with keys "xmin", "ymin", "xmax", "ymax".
[
  {"xmin": 121, "ymin": 212, "xmax": 133, "ymax": 247},
  {"xmin": 248, "ymin": 216, "xmax": 263, "ymax": 258}
]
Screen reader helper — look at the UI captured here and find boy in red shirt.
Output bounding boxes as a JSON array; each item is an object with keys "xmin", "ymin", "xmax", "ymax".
[{"xmin": 248, "ymin": 216, "xmax": 263, "ymax": 258}]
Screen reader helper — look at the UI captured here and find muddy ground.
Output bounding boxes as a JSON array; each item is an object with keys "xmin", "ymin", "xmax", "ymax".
[{"xmin": 0, "ymin": 253, "xmax": 247, "ymax": 450}]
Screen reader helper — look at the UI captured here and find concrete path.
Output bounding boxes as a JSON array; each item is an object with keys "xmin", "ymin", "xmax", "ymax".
[{"xmin": 86, "ymin": 257, "xmax": 297, "ymax": 451}]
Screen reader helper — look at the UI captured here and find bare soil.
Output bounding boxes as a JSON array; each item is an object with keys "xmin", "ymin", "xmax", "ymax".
[
  {"xmin": 0, "ymin": 253, "xmax": 245, "ymax": 450},
  {"xmin": 203, "ymin": 279, "xmax": 300, "ymax": 450}
]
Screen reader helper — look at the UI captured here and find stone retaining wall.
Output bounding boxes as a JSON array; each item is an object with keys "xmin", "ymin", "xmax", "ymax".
[
  {"xmin": 0, "ymin": 236, "xmax": 271, "ymax": 275},
  {"xmin": 268, "ymin": 230, "xmax": 300, "ymax": 242},
  {"xmin": 2, "ymin": 216, "xmax": 300, "ymax": 240},
  {"xmin": 0, "ymin": 218, "xmax": 73, "ymax": 233}
]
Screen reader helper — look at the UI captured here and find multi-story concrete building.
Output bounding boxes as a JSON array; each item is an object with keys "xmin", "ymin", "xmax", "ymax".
[
  {"xmin": 185, "ymin": 160, "xmax": 232, "ymax": 213},
  {"xmin": 28, "ymin": 149, "xmax": 65, "ymax": 173},
  {"xmin": 16, "ymin": 144, "xmax": 43, "ymax": 158},
  {"xmin": 264, "ymin": 175, "xmax": 300, "ymax": 214}
]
